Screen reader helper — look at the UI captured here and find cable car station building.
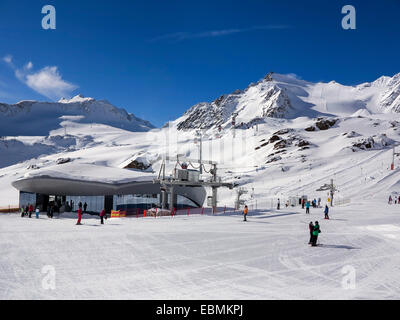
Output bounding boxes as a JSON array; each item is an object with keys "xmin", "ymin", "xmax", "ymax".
[{"xmin": 12, "ymin": 163, "xmax": 206, "ymax": 214}]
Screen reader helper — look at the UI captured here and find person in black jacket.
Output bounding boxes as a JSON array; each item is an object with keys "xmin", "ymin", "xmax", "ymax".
[{"xmin": 308, "ymin": 222, "xmax": 314, "ymax": 244}]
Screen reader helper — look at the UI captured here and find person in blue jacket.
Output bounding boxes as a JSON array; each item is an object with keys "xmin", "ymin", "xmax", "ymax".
[
  {"xmin": 324, "ymin": 205, "xmax": 329, "ymax": 219},
  {"xmin": 305, "ymin": 201, "xmax": 310, "ymax": 214}
]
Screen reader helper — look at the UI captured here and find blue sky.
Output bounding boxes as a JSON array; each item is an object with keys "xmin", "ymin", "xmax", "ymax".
[{"xmin": 0, "ymin": 0, "xmax": 399, "ymax": 127}]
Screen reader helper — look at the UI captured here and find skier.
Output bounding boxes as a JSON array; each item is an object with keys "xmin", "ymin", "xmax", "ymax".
[
  {"xmin": 35, "ymin": 207, "xmax": 40, "ymax": 219},
  {"xmin": 20, "ymin": 207, "xmax": 25, "ymax": 218},
  {"xmin": 243, "ymin": 205, "xmax": 248, "ymax": 221},
  {"xmin": 83, "ymin": 202, "xmax": 87, "ymax": 212},
  {"xmin": 389, "ymin": 195, "xmax": 392, "ymax": 204},
  {"xmin": 301, "ymin": 198, "xmax": 305, "ymax": 209},
  {"xmin": 318, "ymin": 197, "xmax": 321, "ymax": 208},
  {"xmin": 324, "ymin": 204, "xmax": 329, "ymax": 219},
  {"xmin": 100, "ymin": 209, "xmax": 105, "ymax": 224},
  {"xmin": 311, "ymin": 221, "xmax": 321, "ymax": 246},
  {"xmin": 78, "ymin": 201, "xmax": 83, "ymax": 209},
  {"xmin": 398, "ymin": 195, "xmax": 400, "ymax": 204},
  {"xmin": 49, "ymin": 205, "xmax": 54, "ymax": 219},
  {"xmin": 25, "ymin": 205, "xmax": 29, "ymax": 217},
  {"xmin": 305, "ymin": 201, "xmax": 310, "ymax": 214},
  {"xmin": 76, "ymin": 207, "xmax": 82, "ymax": 225},
  {"xmin": 308, "ymin": 222, "xmax": 314, "ymax": 244},
  {"xmin": 277, "ymin": 198, "xmax": 280, "ymax": 210},
  {"xmin": 28, "ymin": 204, "xmax": 34, "ymax": 218}
]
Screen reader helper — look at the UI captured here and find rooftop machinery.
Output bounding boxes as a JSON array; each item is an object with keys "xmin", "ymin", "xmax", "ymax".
[{"xmin": 154, "ymin": 155, "xmax": 234, "ymax": 213}]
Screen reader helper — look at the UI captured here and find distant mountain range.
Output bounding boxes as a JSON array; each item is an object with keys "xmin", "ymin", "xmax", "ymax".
[{"xmin": 0, "ymin": 94, "xmax": 154, "ymax": 136}]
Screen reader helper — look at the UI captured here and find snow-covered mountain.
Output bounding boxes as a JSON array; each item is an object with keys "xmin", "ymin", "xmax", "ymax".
[
  {"xmin": 0, "ymin": 94, "xmax": 154, "ymax": 136},
  {"xmin": 2, "ymin": 72, "xmax": 400, "ymax": 209},
  {"xmin": 172, "ymin": 72, "xmax": 400, "ymax": 130}
]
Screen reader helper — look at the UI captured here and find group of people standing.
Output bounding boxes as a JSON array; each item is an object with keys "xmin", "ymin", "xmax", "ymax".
[
  {"xmin": 388, "ymin": 195, "xmax": 400, "ymax": 204},
  {"xmin": 20, "ymin": 201, "xmax": 107, "ymax": 225},
  {"xmin": 302, "ymin": 198, "xmax": 321, "ymax": 210},
  {"xmin": 76, "ymin": 201, "xmax": 106, "ymax": 225},
  {"xmin": 242, "ymin": 200, "xmax": 329, "ymax": 247},
  {"xmin": 20, "ymin": 204, "xmax": 38, "ymax": 218}
]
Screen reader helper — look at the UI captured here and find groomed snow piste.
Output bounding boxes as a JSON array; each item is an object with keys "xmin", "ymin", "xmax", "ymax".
[{"xmin": 1, "ymin": 200, "xmax": 400, "ymax": 300}]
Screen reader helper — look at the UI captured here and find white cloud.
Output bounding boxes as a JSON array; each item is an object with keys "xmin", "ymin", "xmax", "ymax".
[
  {"xmin": 24, "ymin": 66, "xmax": 77, "ymax": 100},
  {"xmin": 150, "ymin": 25, "xmax": 290, "ymax": 42},
  {"xmin": 286, "ymin": 73, "xmax": 302, "ymax": 80},
  {"xmin": 3, "ymin": 53, "xmax": 78, "ymax": 100},
  {"xmin": 3, "ymin": 55, "xmax": 13, "ymax": 65}
]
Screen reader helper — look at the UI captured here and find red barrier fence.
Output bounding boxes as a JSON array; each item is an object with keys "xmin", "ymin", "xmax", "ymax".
[{"xmin": 114, "ymin": 206, "xmax": 237, "ymax": 218}]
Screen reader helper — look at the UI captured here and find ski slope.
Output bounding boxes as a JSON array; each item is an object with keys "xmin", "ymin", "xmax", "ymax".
[{"xmin": 1, "ymin": 200, "xmax": 400, "ymax": 299}]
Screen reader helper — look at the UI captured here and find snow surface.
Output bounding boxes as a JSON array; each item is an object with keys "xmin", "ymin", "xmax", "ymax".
[
  {"xmin": 1, "ymin": 200, "xmax": 400, "ymax": 299},
  {"xmin": 21, "ymin": 162, "xmax": 154, "ymax": 184}
]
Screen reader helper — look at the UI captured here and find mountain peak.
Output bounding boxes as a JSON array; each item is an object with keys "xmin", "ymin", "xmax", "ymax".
[
  {"xmin": 172, "ymin": 71, "xmax": 400, "ymax": 131},
  {"xmin": 58, "ymin": 94, "xmax": 94, "ymax": 104}
]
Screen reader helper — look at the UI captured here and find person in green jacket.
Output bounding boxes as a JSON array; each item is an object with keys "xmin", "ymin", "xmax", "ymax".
[
  {"xmin": 20, "ymin": 207, "xmax": 25, "ymax": 217},
  {"xmin": 311, "ymin": 221, "xmax": 321, "ymax": 246}
]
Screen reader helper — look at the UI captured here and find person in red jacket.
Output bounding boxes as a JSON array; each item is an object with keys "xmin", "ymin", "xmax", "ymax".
[
  {"xmin": 28, "ymin": 204, "xmax": 34, "ymax": 218},
  {"xmin": 76, "ymin": 207, "xmax": 82, "ymax": 225},
  {"xmin": 100, "ymin": 209, "xmax": 105, "ymax": 224}
]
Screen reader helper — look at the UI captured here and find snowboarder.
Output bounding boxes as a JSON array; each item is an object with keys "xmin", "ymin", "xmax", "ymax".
[
  {"xmin": 35, "ymin": 207, "xmax": 40, "ymax": 219},
  {"xmin": 83, "ymin": 202, "xmax": 87, "ymax": 212},
  {"xmin": 277, "ymin": 199, "xmax": 280, "ymax": 210},
  {"xmin": 76, "ymin": 207, "xmax": 82, "ymax": 225},
  {"xmin": 324, "ymin": 205, "xmax": 329, "ymax": 219},
  {"xmin": 243, "ymin": 205, "xmax": 248, "ymax": 221},
  {"xmin": 305, "ymin": 201, "xmax": 310, "ymax": 214},
  {"xmin": 100, "ymin": 209, "xmax": 105, "ymax": 224},
  {"xmin": 308, "ymin": 222, "xmax": 314, "ymax": 244},
  {"xmin": 28, "ymin": 204, "xmax": 34, "ymax": 218},
  {"xmin": 311, "ymin": 221, "xmax": 321, "ymax": 246}
]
